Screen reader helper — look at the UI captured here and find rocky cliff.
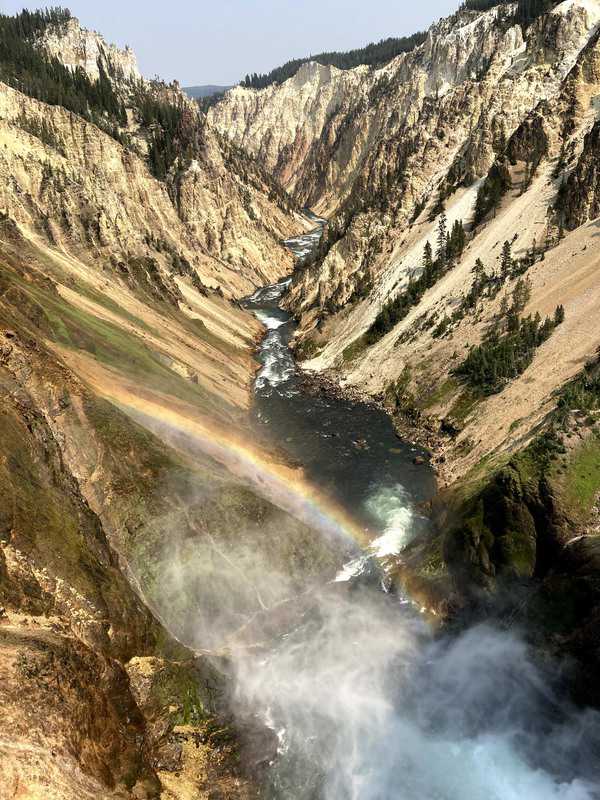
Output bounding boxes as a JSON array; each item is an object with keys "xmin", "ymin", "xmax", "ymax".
[
  {"xmin": 210, "ymin": 0, "xmax": 600, "ymax": 474},
  {"xmin": 4, "ymin": 0, "xmax": 600, "ymax": 794},
  {"xmin": 209, "ymin": 60, "xmax": 372, "ymax": 211},
  {"xmin": 24, "ymin": 12, "xmax": 303, "ymax": 296},
  {"xmin": 39, "ymin": 15, "xmax": 141, "ymax": 82},
  {"xmin": 212, "ymin": 0, "xmax": 599, "ymax": 302}
]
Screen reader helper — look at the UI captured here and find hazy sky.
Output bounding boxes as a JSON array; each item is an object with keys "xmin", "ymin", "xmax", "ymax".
[{"xmin": 0, "ymin": 0, "xmax": 459, "ymax": 86}]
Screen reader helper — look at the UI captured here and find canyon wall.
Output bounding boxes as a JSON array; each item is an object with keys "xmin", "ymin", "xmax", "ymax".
[
  {"xmin": 211, "ymin": 0, "xmax": 600, "ymax": 482},
  {"xmin": 0, "ymin": 14, "xmax": 337, "ymax": 799},
  {"xmin": 4, "ymin": 1, "xmax": 600, "ymax": 794}
]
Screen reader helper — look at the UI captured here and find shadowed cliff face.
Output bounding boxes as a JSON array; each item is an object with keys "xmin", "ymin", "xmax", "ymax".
[
  {"xmin": 0, "ymin": 39, "xmax": 347, "ymax": 790},
  {"xmin": 0, "ymin": 347, "xmax": 180, "ymax": 799},
  {"xmin": 0, "ymin": 203, "xmax": 337, "ymax": 798}
]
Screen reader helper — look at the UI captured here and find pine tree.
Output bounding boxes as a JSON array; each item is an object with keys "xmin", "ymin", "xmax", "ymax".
[
  {"xmin": 511, "ymin": 276, "xmax": 531, "ymax": 313},
  {"xmin": 501, "ymin": 240, "xmax": 513, "ymax": 280},
  {"xmin": 554, "ymin": 137, "xmax": 567, "ymax": 179},
  {"xmin": 423, "ymin": 240, "xmax": 434, "ymax": 282},
  {"xmin": 449, "ymin": 219, "xmax": 466, "ymax": 258},
  {"xmin": 507, "ymin": 309, "xmax": 520, "ymax": 333},
  {"xmin": 473, "ymin": 160, "xmax": 511, "ymax": 225},
  {"xmin": 540, "ymin": 317, "xmax": 554, "ymax": 341},
  {"xmin": 437, "ymin": 212, "xmax": 448, "ymax": 267},
  {"xmin": 473, "ymin": 258, "xmax": 486, "ymax": 289},
  {"xmin": 429, "ymin": 187, "xmax": 446, "ymax": 221}
]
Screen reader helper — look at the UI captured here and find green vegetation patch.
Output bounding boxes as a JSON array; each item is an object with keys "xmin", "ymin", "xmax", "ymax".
[
  {"xmin": 366, "ymin": 217, "xmax": 466, "ymax": 345},
  {"xmin": 141, "ymin": 660, "xmax": 212, "ymax": 725},
  {"xmin": 418, "ymin": 377, "xmax": 460, "ymax": 411},
  {"xmin": 558, "ymin": 437, "xmax": 600, "ymax": 522},
  {"xmin": 464, "ymin": 1, "xmax": 563, "ymax": 28},
  {"xmin": 0, "ymin": 398, "xmax": 175, "ymax": 664},
  {"xmin": 446, "ymin": 389, "xmax": 481, "ymax": 425},
  {"xmin": 0, "ymin": 406, "xmax": 99, "ymax": 602},
  {"xmin": 453, "ymin": 305, "xmax": 564, "ymax": 396},
  {"xmin": 75, "ymin": 282, "xmax": 157, "ymax": 335},
  {"xmin": 28, "ymin": 282, "xmax": 231, "ymax": 415},
  {"xmin": 133, "ymin": 90, "xmax": 188, "ymax": 179},
  {"xmin": 16, "ymin": 112, "xmax": 65, "ymax": 155},
  {"xmin": 295, "ymin": 336, "xmax": 321, "ymax": 361},
  {"xmin": 83, "ymin": 394, "xmax": 179, "ymax": 493},
  {"xmin": 417, "ymin": 534, "xmax": 447, "ymax": 579},
  {"xmin": 444, "ymin": 457, "xmax": 540, "ymax": 587},
  {"xmin": 0, "ymin": 8, "xmax": 127, "ymax": 140},
  {"xmin": 342, "ymin": 334, "xmax": 368, "ymax": 363}
]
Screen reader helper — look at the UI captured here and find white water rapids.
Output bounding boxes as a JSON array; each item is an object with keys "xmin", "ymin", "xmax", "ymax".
[{"xmin": 128, "ymin": 216, "xmax": 591, "ymax": 799}]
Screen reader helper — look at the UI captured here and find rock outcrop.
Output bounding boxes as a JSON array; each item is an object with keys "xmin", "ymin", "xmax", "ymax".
[
  {"xmin": 0, "ymin": 82, "xmax": 299, "ymax": 300},
  {"xmin": 39, "ymin": 15, "xmax": 140, "ymax": 82}
]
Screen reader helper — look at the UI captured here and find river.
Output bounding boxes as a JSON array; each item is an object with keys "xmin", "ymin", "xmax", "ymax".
[
  {"xmin": 243, "ymin": 230, "xmax": 435, "ymax": 570},
  {"xmin": 232, "ymin": 217, "xmax": 600, "ymax": 800}
]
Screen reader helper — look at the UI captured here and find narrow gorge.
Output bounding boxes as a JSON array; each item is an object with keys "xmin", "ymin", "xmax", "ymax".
[{"xmin": 1, "ymin": 2, "xmax": 600, "ymax": 799}]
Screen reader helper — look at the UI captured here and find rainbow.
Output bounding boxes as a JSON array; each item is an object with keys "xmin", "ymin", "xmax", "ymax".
[{"xmin": 98, "ymin": 385, "xmax": 371, "ymax": 551}]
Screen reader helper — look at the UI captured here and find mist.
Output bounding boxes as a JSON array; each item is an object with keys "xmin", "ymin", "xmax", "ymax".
[
  {"xmin": 145, "ymin": 494, "xmax": 600, "ymax": 798},
  {"xmin": 123, "ymin": 407, "xmax": 600, "ymax": 799},
  {"xmin": 230, "ymin": 583, "xmax": 600, "ymax": 799}
]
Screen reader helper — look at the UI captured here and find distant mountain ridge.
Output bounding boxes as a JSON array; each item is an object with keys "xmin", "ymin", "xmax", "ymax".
[
  {"xmin": 239, "ymin": 32, "xmax": 427, "ymax": 90},
  {"xmin": 183, "ymin": 84, "xmax": 232, "ymax": 98}
]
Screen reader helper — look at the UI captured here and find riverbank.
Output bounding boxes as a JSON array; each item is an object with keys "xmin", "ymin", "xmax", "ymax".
[
  {"xmin": 292, "ymin": 339, "xmax": 600, "ymax": 722},
  {"xmin": 190, "ymin": 211, "xmax": 600, "ymax": 798}
]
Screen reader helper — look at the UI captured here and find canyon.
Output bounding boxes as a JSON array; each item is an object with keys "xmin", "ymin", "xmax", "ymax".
[{"xmin": 1, "ymin": 1, "xmax": 600, "ymax": 798}]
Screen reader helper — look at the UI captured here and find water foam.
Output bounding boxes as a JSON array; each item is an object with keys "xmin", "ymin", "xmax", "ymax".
[
  {"xmin": 256, "ymin": 333, "xmax": 295, "ymax": 389},
  {"xmin": 365, "ymin": 484, "xmax": 418, "ymax": 556},
  {"xmin": 335, "ymin": 485, "xmax": 420, "ymax": 582}
]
